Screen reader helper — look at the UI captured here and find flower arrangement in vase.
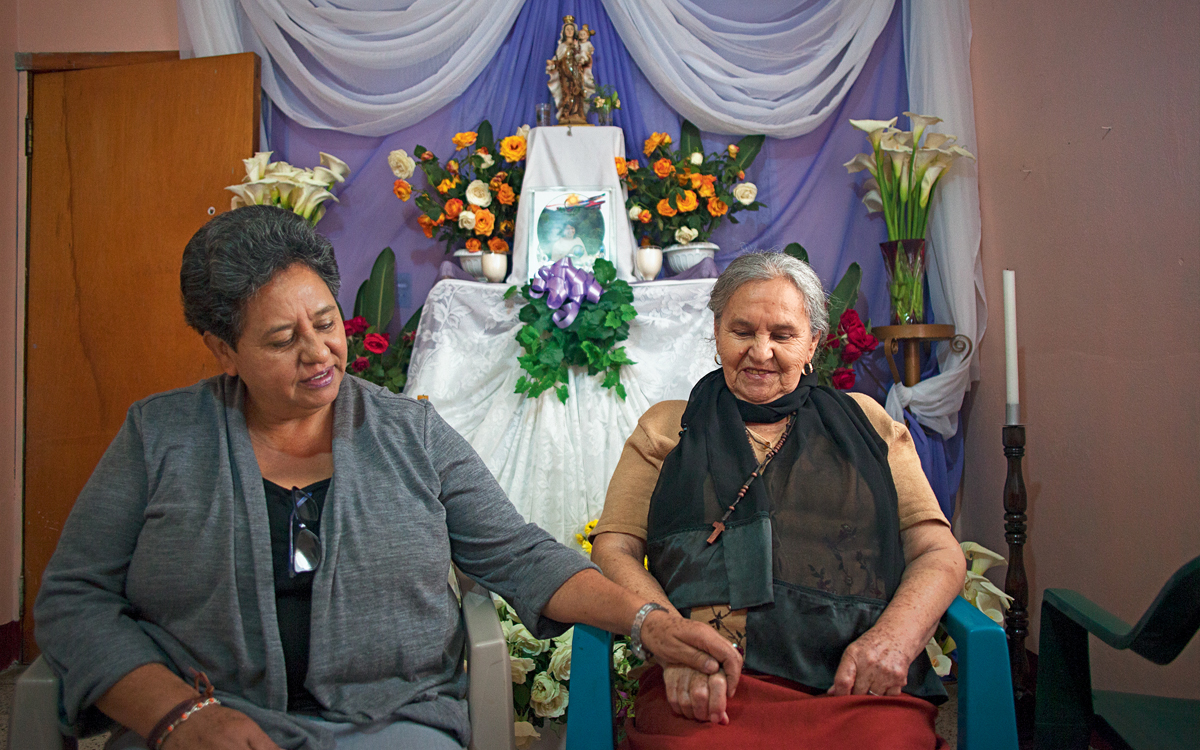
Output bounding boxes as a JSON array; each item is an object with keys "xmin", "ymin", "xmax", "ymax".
[
  {"xmin": 226, "ymin": 151, "xmax": 350, "ymax": 225},
  {"xmin": 590, "ymin": 84, "xmax": 620, "ymax": 126},
  {"xmin": 784, "ymin": 244, "xmax": 879, "ymax": 390},
  {"xmin": 620, "ymin": 121, "xmax": 765, "ymax": 271},
  {"xmin": 389, "ymin": 120, "xmax": 528, "ymax": 264},
  {"xmin": 343, "ymin": 247, "xmax": 422, "ymax": 393},
  {"xmin": 844, "ymin": 112, "xmax": 975, "ymax": 325}
]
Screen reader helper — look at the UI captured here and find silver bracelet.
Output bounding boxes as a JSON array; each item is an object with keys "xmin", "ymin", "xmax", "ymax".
[{"xmin": 630, "ymin": 602, "xmax": 666, "ymax": 660}]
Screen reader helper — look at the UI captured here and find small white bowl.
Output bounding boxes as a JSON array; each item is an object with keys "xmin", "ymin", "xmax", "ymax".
[{"xmin": 454, "ymin": 248, "xmax": 486, "ymax": 281}]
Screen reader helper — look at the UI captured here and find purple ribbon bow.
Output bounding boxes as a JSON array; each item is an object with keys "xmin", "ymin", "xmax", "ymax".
[{"xmin": 528, "ymin": 258, "xmax": 603, "ymax": 328}]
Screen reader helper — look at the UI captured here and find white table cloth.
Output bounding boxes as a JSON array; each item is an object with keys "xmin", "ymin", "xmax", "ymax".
[
  {"xmin": 509, "ymin": 125, "xmax": 637, "ymax": 284},
  {"xmin": 405, "ymin": 278, "xmax": 717, "ymax": 543}
]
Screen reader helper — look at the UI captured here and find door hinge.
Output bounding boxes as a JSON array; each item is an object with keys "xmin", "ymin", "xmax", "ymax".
[{"xmin": 24, "ymin": 115, "xmax": 32, "ymax": 158}]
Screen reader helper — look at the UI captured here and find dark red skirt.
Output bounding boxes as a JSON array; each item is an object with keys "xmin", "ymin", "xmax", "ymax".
[{"xmin": 623, "ymin": 666, "xmax": 947, "ymax": 750}]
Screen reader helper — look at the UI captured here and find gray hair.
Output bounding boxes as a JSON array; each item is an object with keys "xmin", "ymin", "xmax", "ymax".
[
  {"xmin": 180, "ymin": 205, "xmax": 341, "ymax": 348},
  {"xmin": 708, "ymin": 252, "xmax": 829, "ymax": 338}
]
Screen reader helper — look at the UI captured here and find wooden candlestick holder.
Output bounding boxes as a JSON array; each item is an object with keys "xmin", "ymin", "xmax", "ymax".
[{"xmin": 1003, "ymin": 424, "xmax": 1035, "ymax": 737}]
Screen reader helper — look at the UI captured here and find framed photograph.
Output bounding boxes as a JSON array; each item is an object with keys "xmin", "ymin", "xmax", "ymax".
[{"xmin": 524, "ymin": 186, "xmax": 617, "ymax": 279}]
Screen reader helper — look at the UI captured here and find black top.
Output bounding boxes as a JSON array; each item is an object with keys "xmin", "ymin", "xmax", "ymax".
[{"xmin": 263, "ymin": 477, "xmax": 330, "ymax": 715}]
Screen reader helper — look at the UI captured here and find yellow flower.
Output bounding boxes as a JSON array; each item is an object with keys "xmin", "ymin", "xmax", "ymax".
[
  {"xmin": 474, "ymin": 207, "xmax": 495, "ymax": 236},
  {"xmin": 707, "ymin": 197, "xmax": 728, "ymax": 217},
  {"xmin": 452, "ymin": 131, "xmax": 477, "ymax": 149},
  {"xmin": 436, "ymin": 177, "xmax": 459, "ymax": 195},
  {"xmin": 676, "ymin": 190, "xmax": 699, "ymax": 212},
  {"xmin": 500, "ymin": 135, "xmax": 527, "ymax": 162},
  {"xmin": 488, "ymin": 237, "xmax": 509, "ymax": 254},
  {"xmin": 656, "ymin": 198, "xmax": 677, "ymax": 218},
  {"xmin": 392, "ymin": 179, "xmax": 412, "ymax": 201},
  {"xmin": 727, "ymin": 144, "xmax": 740, "ymax": 158},
  {"xmin": 643, "ymin": 131, "xmax": 673, "ymax": 156},
  {"xmin": 497, "ymin": 183, "xmax": 516, "ymax": 206},
  {"xmin": 465, "ymin": 238, "xmax": 482, "ymax": 252},
  {"xmin": 653, "ymin": 158, "xmax": 675, "ymax": 178},
  {"xmin": 615, "ymin": 156, "xmax": 628, "ymax": 177}
]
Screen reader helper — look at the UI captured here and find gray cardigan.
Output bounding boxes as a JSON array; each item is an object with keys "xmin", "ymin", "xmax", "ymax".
[{"xmin": 34, "ymin": 374, "xmax": 594, "ymax": 749}]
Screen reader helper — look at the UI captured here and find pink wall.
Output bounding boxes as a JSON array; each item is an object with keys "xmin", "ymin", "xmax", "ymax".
[
  {"xmin": 964, "ymin": 0, "xmax": 1200, "ymax": 698},
  {"xmin": 0, "ymin": 0, "xmax": 178, "ymax": 626}
]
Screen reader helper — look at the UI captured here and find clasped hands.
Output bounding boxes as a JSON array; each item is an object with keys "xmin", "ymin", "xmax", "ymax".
[{"xmin": 656, "ymin": 624, "xmax": 917, "ymax": 725}]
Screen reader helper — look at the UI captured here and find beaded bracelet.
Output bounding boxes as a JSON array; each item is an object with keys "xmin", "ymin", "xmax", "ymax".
[
  {"xmin": 145, "ymin": 671, "xmax": 220, "ymax": 749},
  {"xmin": 630, "ymin": 602, "xmax": 666, "ymax": 661}
]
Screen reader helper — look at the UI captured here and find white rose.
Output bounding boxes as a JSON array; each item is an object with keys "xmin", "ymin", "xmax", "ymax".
[
  {"xmin": 458, "ymin": 211, "xmax": 477, "ymax": 231},
  {"xmin": 628, "ymin": 206, "xmax": 643, "ymax": 221},
  {"xmin": 387, "ymin": 149, "xmax": 415, "ymax": 179},
  {"xmin": 516, "ymin": 124, "xmax": 531, "ymax": 141},
  {"xmin": 689, "ymin": 152, "xmax": 703, "ymax": 166},
  {"xmin": 465, "ymin": 179, "xmax": 493, "ymax": 208},
  {"xmin": 529, "ymin": 673, "xmax": 568, "ymax": 719},
  {"xmin": 503, "ymin": 621, "xmax": 549, "ymax": 656},
  {"xmin": 477, "ymin": 152, "xmax": 495, "ymax": 169},
  {"xmin": 510, "ymin": 656, "xmax": 536, "ymax": 684},
  {"xmin": 732, "ymin": 182, "xmax": 758, "ymax": 206},
  {"xmin": 674, "ymin": 226, "xmax": 699, "ymax": 244},
  {"xmin": 547, "ymin": 642, "xmax": 572, "ymax": 681}
]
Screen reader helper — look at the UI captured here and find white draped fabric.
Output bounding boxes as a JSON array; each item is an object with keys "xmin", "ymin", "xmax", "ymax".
[
  {"xmin": 404, "ymin": 279, "xmax": 717, "ymax": 544},
  {"xmin": 884, "ymin": 0, "xmax": 984, "ymax": 438},
  {"xmin": 176, "ymin": 0, "xmax": 527, "ymax": 136},
  {"xmin": 509, "ymin": 125, "xmax": 637, "ymax": 283},
  {"xmin": 598, "ymin": 0, "xmax": 896, "ymax": 138}
]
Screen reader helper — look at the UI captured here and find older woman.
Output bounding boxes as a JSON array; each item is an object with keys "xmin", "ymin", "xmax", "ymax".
[
  {"xmin": 34, "ymin": 206, "xmax": 740, "ymax": 750},
  {"xmin": 591, "ymin": 252, "xmax": 966, "ymax": 748}
]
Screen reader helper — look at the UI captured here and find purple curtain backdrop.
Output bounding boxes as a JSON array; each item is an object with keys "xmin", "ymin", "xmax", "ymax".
[{"xmin": 263, "ymin": 0, "xmax": 963, "ymax": 519}]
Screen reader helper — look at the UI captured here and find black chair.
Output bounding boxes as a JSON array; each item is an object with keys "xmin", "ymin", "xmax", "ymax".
[{"xmin": 1034, "ymin": 555, "xmax": 1200, "ymax": 750}]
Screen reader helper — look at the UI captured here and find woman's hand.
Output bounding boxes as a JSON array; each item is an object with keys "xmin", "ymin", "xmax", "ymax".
[
  {"xmin": 640, "ymin": 609, "xmax": 742, "ymax": 695},
  {"xmin": 662, "ymin": 665, "xmax": 731, "ymax": 724},
  {"xmin": 161, "ymin": 705, "xmax": 281, "ymax": 750},
  {"xmin": 826, "ymin": 626, "xmax": 912, "ymax": 697}
]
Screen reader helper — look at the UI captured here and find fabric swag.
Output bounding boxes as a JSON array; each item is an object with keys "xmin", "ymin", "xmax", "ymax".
[{"xmin": 645, "ymin": 369, "xmax": 944, "ymax": 701}]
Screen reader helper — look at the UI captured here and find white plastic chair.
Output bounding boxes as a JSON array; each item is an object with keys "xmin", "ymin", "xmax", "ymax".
[{"xmin": 7, "ymin": 576, "xmax": 515, "ymax": 750}]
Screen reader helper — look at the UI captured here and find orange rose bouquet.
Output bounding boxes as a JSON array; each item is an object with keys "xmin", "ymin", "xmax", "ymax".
[
  {"xmin": 620, "ymin": 120, "xmax": 765, "ymax": 247},
  {"xmin": 388, "ymin": 120, "xmax": 528, "ymax": 255}
]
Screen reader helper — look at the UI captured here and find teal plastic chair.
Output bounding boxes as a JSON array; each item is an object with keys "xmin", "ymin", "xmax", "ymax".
[
  {"xmin": 1034, "ymin": 555, "xmax": 1200, "ymax": 750},
  {"xmin": 565, "ymin": 596, "xmax": 1017, "ymax": 750}
]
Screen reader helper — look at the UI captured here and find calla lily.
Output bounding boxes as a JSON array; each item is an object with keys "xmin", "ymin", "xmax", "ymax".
[
  {"xmin": 861, "ymin": 178, "xmax": 883, "ymax": 213},
  {"xmin": 963, "ymin": 571, "xmax": 1014, "ymax": 622},
  {"xmin": 264, "ymin": 162, "xmax": 304, "ymax": 182},
  {"xmin": 311, "ymin": 166, "xmax": 343, "ymax": 187},
  {"xmin": 319, "ymin": 152, "xmax": 351, "ymax": 182},
  {"xmin": 226, "ymin": 182, "xmax": 272, "ymax": 207},
  {"xmin": 947, "ymin": 144, "xmax": 976, "ymax": 161},
  {"xmin": 923, "ymin": 132, "xmax": 956, "ymax": 150},
  {"xmin": 291, "ymin": 184, "xmax": 338, "ymax": 222},
  {"xmin": 850, "ymin": 117, "xmax": 898, "ymax": 148},
  {"xmin": 242, "ymin": 152, "xmax": 272, "ymax": 182},
  {"xmin": 904, "ymin": 112, "xmax": 943, "ymax": 144},
  {"xmin": 961, "ymin": 542, "xmax": 1007, "ymax": 576},
  {"xmin": 843, "ymin": 152, "xmax": 878, "ymax": 177},
  {"xmin": 925, "ymin": 637, "xmax": 953, "ymax": 677},
  {"xmin": 919, "ymin": 164, "xmax": 947, "ymax": 208},
  {"xmin": 882, "ymin": 145, "xmax": 910, "ymax": 198}
]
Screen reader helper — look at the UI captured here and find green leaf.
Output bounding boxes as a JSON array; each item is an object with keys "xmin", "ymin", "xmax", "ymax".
[
  {"xmin": 604, "ymin": 309, "xmax": 622, "ymax": 328},
  {"xmin": 503, "ymin": 285, "xmax": 519, "ymax": 300},
  {"xmin": 601, "ymin": 368, "xmax": 619, "ymax": 389},
  {"xmin": 828, "ymin": 262, "xmax": 863, "ymax": 323},
  {"xmin": 353, "ymin": 247, "xmax": 396, "ymax": 331},
  {"xmin": 783, "ymin": 243, "xmax": 809, "ymax": 263},
  {"xmin": 615, "ymin": 382, "xmax": 627, "ymax": 400},
  {"xmin": 538, "ymin": 347, "xmax": 564, "ymax": 368},
  {"xmin": 556, "ymin": 385, "xmax": 569, "ymax": 403},
  {"xmin": 580, "ymin": 340, "xmax": 604, "ymax": 365},
  {"xmin": 476, "ymin": 120, "xmax": 495, "ymax": 155},
  {"xmin": 592, "ymin": 258, "xmax": 616, "ymax": 286},
  {"xmin": 514, "ymin": 376, "xmax": 529, "ymax": 394},
  {"xmin": 732, "ymin": 134, "xmax": 765, "ymax": 171},
  {"xmin": 680, "ymin": 120, "xmax": 703, "ymax": 163},
  {"xmin": 619, "ymin": 303, "xmax": 637, "ymax": 322}
]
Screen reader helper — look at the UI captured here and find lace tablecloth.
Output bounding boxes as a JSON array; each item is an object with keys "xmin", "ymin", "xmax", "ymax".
[{"xmin": 405, "ymin": 278, "xmax": 717, "ymax": 543}]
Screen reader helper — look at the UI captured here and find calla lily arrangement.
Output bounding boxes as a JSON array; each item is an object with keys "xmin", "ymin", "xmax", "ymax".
[
  {"xmin": 227, "ymin": 151, "xmax": 350, "ymax": 226},
  {"xmin": 928, "ymin": 541, "xmax": 1015, "ymax": 679},
  {"xmin": 844, "ymin": 112, "xmax": 975, "ymax": 241}
]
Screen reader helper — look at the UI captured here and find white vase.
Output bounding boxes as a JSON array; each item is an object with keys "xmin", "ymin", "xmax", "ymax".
[
  {"xmin": 454, "ymin": 248, "xmax": 486, "ymax": 281},
  {"xmin": 481, "ymin": 252, "xmax": 508, "ymax": 282},
  {"xmin": 635, "ymin": 246, "xmax": 663, "ymax": 281},
  {"xmin": 662, "ymin": 241, "xmax": 718, "ymax": 274}
]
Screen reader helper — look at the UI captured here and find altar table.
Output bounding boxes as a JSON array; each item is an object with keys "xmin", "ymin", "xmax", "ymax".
[{"xmin": 404, "ymin": 278, "xmax": 717, "ymax": 544}]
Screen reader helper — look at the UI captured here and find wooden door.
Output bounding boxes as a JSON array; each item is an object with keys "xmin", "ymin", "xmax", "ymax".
[{"xmin": 23, "ymin": 53, "xmax": 260, "ymax": 657}]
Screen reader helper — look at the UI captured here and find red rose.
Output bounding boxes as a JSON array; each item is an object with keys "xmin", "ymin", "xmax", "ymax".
[
  {"xmin": 351, "ymin": 356, "xmax": 369, "ymax": 373},
  {"xmin": 363, "ymin": 332, "xmax": 389, "ymax": 354},
  {"xmin": 841, "ymin": 340, "xmax": 864, "ymax": 364},
  {"xmin": 839, "ymin": 309, "xmax": 878, "ymax": 354},
  {"xmin": 839, "ymin": 309, "xmax": 866, "ymax": 336},
  {"xmin": 832, "ymin": 367, "xmax": 856, "ymax": 390},
  {"xmin": 344, "ymin": 316, "xmax": 369, "ymax": 336},
  {"xmin": 825, "ymin": 332, "xmax": 842, "ymax": 349},
  {"xmin": 402, "ymin": 330, "xmax": 417, "ymax": 344}
]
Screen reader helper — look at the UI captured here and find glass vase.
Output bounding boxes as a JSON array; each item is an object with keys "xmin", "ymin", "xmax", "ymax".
[
  {"xmin": 880, "ymin": 239, "xmax": 926, "ymax": 325},
  {"xmin": 594, "ymin": 108, "xmax": 613, "ymax": 126}
]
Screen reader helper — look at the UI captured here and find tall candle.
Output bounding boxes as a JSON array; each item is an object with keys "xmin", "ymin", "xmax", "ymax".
[{"xmin": 1003, "ymin": 270, "xmax": 1019, "ymax": 424}]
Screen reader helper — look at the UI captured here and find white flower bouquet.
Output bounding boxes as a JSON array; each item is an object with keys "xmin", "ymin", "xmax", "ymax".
[{"xmin": 226, "ymin": 151, "xmax": 350, "ymax": 226}]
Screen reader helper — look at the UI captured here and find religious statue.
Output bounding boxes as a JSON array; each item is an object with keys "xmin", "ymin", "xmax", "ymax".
[{"xmin": 546, "ymin": 16, "xmax": 595, "ymax": 125}]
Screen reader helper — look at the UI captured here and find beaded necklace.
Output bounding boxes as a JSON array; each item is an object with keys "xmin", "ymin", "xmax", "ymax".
[{"xmin": 706, "ymin": 412, "xmax": 797, "ymax": 544}]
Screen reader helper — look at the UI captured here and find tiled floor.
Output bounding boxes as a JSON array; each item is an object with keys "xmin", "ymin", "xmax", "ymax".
[{"xmin": 2, "ymin": 662, "xmax": 959, "ymax": 749}]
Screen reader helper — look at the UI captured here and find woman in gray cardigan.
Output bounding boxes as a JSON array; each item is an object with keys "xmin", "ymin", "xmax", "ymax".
[{"xmin": 34, "ymin": 206, "xmax": 741, "ymax": 750}]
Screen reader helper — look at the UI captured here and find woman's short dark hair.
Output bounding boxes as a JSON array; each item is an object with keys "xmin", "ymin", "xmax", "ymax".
[{"xmin": 180, "ymin": 205, "xmax": 341, "ymax": 348}]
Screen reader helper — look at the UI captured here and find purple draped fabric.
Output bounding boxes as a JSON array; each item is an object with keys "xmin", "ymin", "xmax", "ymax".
[{"xmin": 263, "ymin": 1, "xmax": 960, "ymax": 520}]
